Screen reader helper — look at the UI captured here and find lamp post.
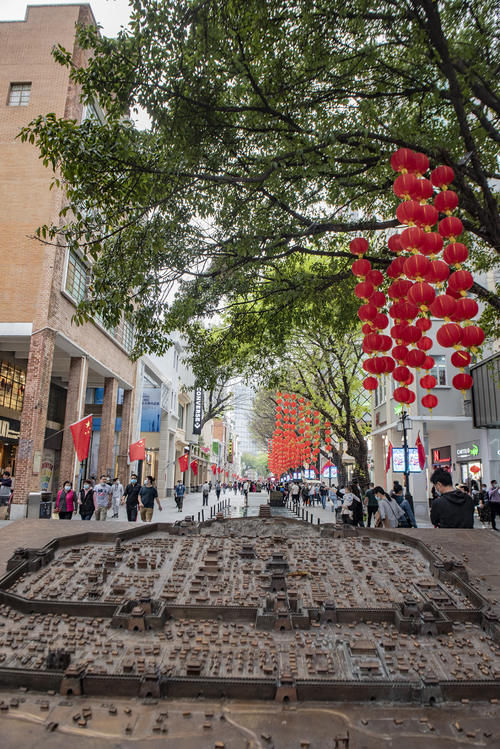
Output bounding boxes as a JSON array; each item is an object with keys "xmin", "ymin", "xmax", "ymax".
[{"xmin": 397, "ymin": 410, "xmax": 412, "ymax": 497}]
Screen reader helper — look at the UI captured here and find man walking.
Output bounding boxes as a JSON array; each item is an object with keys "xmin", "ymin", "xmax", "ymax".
[
  {"xmin": 488, "ymin": 479, "xmax": 500, "ymax": 531},
  {"xmin": 174, "ymin": 479, "xmax": 186, "ymax": 512},
  {"xmin": 430, "ymin": 468, "xmax": 474, "ymax": 528},
  {"xmin": 122, "ymin": 473, "xmax": 140, "ymax": 521},
  {"xmin": 111, "ymin": 476, "xmax": 123, "ymax": 518},
  {"xmin": 138, "ymin": 475, "xmax": 162, "ymax": 522},
  {"xmin": 202, "ymin": 480, "xmax": 210, "ymax": 506},
  {"xmin": 364, "ymin": 483, "xmax": 378, "ymax": 527},
  {"xmin": 94, "ymin": 475, "xmax": 112, "ymax": 521}
]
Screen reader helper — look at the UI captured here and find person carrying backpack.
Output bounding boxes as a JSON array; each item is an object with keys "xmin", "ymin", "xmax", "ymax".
[{"xmin": 488, "ymin": 480, "xmax": 500, "ymax": 531}]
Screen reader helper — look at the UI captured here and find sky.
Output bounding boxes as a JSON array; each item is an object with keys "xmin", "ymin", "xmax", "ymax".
[{"xmin": 1, "ymin": 0, "xmax": 133, "ymax": 37}]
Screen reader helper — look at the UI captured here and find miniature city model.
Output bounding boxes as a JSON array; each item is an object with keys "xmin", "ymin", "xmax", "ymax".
[{"xmin": 1, "ymin": 516, "xmax": 499, "ymax": 707}]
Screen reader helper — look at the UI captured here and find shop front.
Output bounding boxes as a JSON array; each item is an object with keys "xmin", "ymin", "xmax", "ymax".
[
  {"xmin": 0, "ymin": 416, "xmax": 20, "ymax": 473},
  {"xmin": 456, "ymin": 441, "xmax": 482, "ymax": 485}
]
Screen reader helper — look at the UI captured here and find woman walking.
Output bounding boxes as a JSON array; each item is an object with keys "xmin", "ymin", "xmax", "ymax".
[{"xmin": 55, "ymin": 481, "xmax": 76, "ymax": 519}]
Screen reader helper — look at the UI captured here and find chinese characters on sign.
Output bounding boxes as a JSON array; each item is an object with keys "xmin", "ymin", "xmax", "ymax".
[{"xmin": 193, "ymin": 387, "xmax": 203, "ymax": 435}]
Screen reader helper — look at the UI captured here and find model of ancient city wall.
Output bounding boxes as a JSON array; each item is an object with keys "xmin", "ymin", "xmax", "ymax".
[{"xmin": 0, "ymin": 517, "xmax": 499, "ymax": 703}]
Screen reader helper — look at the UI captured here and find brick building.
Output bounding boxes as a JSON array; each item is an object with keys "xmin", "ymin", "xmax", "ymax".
[{"xmin": 0, "ymin": 5, "xmax": 138, "ymax": 516}]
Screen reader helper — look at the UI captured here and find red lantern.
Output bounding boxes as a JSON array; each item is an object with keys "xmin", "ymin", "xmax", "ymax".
[
  {"xmin": 349, "ymin": 237, "xmax": 369, "ymax": 256},
  {"xmin": 438, "ymin": 216, "xmax": 463, "ymax": 239},
  {"xmin": 452, "ymin": 297, "xmax": 478, "ymax": 322},
  {"xmin": 378, "ymin": 335, "xmax": 393, "ymax": 352},
  {"xmin": 396, "ymin": 200, "xmax": 423, "ymax": 226},
  {"xmin": 364, "ymin": 333, "xmax": 382, "ymax": 352},
  {"xmin": 426, "ymin": 259, "xmax": 450, "ymax": 284},
  {"xmin": 436, "ymin": 322, "xmax": 462, "ymax": 347},
  {"xmin": 400, "ymin": 325, "xmax": 421, "ymax": 346},
  {"xmin": 420, "ymin": 374, "xmax": 437, "ymax": 389},
  {"xmin": 393, "ymin": 386, "xmax": 413, "ymax": 404},
  {"xmin": 363, "ymin": 359, "xmax": 376, "ymax": 374},
  {"xmin": 469, "ymin": 465, "xmax": 481, "ymax": 474},
  {"xmin": 443, "ymin": 242, "xmax": 468, "ymax": 267},
  {"xmin": 358, "ymin": 303, "xmax": 377, "ymax": 322},
  {"xmin": 382, "ymin": 355, "xmax": 396, "ymax": 374},
  {"xmin": 393, "ymin": 173, "xmax": 419, "ymax": 199},
  {"xmin": 366, "ymin": 269, "xmax": 384, "ymax": 287},
  {"xmin": 447, "ymin": 269, "xmax": 473, "ymax": 294},
  {"xmin": 417, "ymin": 336, "xmax": 433, "ymax": 351},
  {"xmin": 391, "ymin": 148, "xmax": 418, "ymax": 173},
  {"xmin": 404, "ymin": 254, "xmax": 431, "ymax": 280},
  {"xmin": 451, "ymin": 350, "xmax": 471, "ymax": 369},
  {"xmin": 422, "ymin": 355, "xmax": 435, "ymax": 371},
  {"xmin": 416, "ymin": 317, "xmax": 432, "ymax": 333},
  {"xmin": 422, "ymin": 393, "xmax": 438, "ymax": 410},
  {"xmin": 407, "ymin": 389, "xmax": 416, "ymax": 404},
  {"xmin": 410, "ymin": 177, "xmax": 433, "ymax": 203},
  {"xmin": 413, "ymin": 152, "xmax": 429, "ymax": 176},
  {"xmin": 406, "ymin": 348, "xmax": 426, "ymax": 368},
  {"xmin": 393, "ymin": 365, "xmax": 411, "ymax": 382},
  {"xmin": 429, "ymin": 294, "xmax": 457, "ymax": 319},
  {"xmin": 460, "ymin": 325, "xmax": 484, "ymax": 349},
  {"xmin": 390, "ymin": 300, "xmax": 418, "ymax": 322},
  {"xmin": 387, "ymin": 256, "xmax": 406, "ymax": 279},
  {"xmin": 420, "ymin": 232, "xmax": 443, "ymax": 257},
  {"xmin": 408, "ymin": 281, "xmax": 435, "ymax": 309},
  {"xmin": 400, "ymin": 226, "xmax": 425, "ymax": 252},
  {"xmin": 391, "ymin": 323, "xmax": 409, "ymax": 343},
  {"xmin": 371, "ymin": 291, "xmax": 386, "ymax": 308},
  {"xmin": 352, "ymin": 258, "xmax": 371, "ymax": 278},
  {"xmin": 430, "ymin": 165, "xmax": 454, "ymax": 189},
  {"xmin": 363, "ymin": 377, "xmax": 379, "ymax": 391},
  {"xmin": 387, "ymin": 234, "xmax": 403, "ymax": 253},
  {"xmin": 388, "ymin": 279, "xmax": 413, "ymax": 300},
  {"xmin": 362, "ymin": 323, "xmax": 373, "ymax": 335},
  {"xmin": 392, "ymin": 345, "xmax": 409, "ymax": 363},
  {"xmin": 434, "ymin": 190, "xmax": 459, "ymax": 214},
  {"xmin": 371, "ymin": 357, "xmax": 389, "ymax": 375},
  {"xmin": 355, "ymin": 281, "xmax": 375, "ymax": 300},
  {"xmin": 374, "ymin": 312, "xmax": 389, "ymax": 330},
  {"xmin": 420, "ymin": 204, "xmax": 439, "ymax": 229},
  {"xmin": 452, "ymin": 373, "xmax": 473, "ymax": 393}
]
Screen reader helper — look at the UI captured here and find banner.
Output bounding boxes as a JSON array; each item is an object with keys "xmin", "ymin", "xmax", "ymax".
[
  {"xmin": 227, "ymin": 439, "xmax": 233, "ymax": 463},
  {"xmin": 211, "ymin": 463, "xmax": 217, "ymax": 475},
  {"xmin": 70, "ymin": 415, "xmax": 92, "ymax": 463},
  {"xmin": 385, "ymin": 441, "xmax": 393, "ymax": 473},
  {"xmin": 416, "ymin": 432, "xmax": 426, "ymax": 470},
  {"xmin": 190, "ymin": 459, "xmax": 198, "ymax": 476},
  {"xmin": 129, "ymin": 438, "xmax": 146, "ymax": 462},
  {"xmin": 178, "ymin": 453, "xmax": 189, "ymax": 473},
  {"xmin": 193, "ymin": 387, "xmax": 203, "ymax": 435},
  {"xmin": 212, "ymin": 441, "xmax": 219, "ymax": 455}
]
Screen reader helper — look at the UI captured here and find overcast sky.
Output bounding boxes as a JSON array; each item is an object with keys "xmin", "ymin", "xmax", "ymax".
[{"xmin": 1, "ymin": 0, "xmax": 132, "ymax": 37}]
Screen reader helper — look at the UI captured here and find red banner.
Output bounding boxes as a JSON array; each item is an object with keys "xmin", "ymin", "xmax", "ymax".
[
  {"xmin": 385, "ymin": 441, "xmax": 393, "ymax": 473},
  {"xmin": 211, "ymin": 463, "xmax": 217, "ymax": 475},
  {"xmin": 70, "ymin": 416, "xmax": 92, "ymax": 463},
  {"xmin": 178, "ymin": 453, "xmax": 189, "ymax": 473},
  {"xmin": 416, "ymin": 432, "xmax": 426, "ymax": 470},
  {"xmin": 129, "ymin": 438, "xmax": 146, "ymax": 462},
  {"xmin": 190, "ymin": 460, "xmax": 198, "ymax": 476}
]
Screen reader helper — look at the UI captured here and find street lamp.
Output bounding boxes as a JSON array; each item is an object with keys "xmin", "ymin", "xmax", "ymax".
[{"xmin": 397, "ymin": 411, "xmax": 413, "ymax": 497}]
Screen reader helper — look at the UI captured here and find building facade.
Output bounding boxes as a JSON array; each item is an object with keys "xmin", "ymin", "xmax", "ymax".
[{"xmin": 0, "ymin": 5, "xmax": 138, "ymax": 515}]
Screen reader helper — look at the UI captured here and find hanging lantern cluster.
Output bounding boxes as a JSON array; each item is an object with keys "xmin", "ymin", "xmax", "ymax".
[
  {"xmin": 268, "ymin": 392, "xmax": 331, "ymax": 477},
  {"xmin": 354, "ymin": 148, "xmax": 484, "ymax": 413}
]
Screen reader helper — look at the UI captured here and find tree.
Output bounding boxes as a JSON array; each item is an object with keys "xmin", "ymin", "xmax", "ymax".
[
  {"xmin": 249, "ymin": 390, "xmax": 276, "ymax": 451},
  {"xmin": 20, "ymin": 0, "xmax": 500, "ymax": 353},
  {"xmin": 240, "ymin": 451, "xmax": 268, "ymax": 476}
]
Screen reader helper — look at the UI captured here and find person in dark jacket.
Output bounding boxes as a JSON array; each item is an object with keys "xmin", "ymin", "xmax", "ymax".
[
  {"xmin": 430, "ymin": 468, "xmax": 474, "ymax": 528},
  {"xmin": 78, "ymin": 479, "xmax": 95, "ymax": 520},
  {"xmin": 122, "ymin": 473, "xmax": 141, "ymax": 522}
]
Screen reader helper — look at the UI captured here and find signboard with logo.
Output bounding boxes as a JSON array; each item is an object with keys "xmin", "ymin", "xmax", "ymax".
[
  {"xmin": 227, "ymin": 439, "xmax": 233, "ymax": 463},
  {"xmin": 456, "ymin": 441, "xmax": 480, "ymax": 461},
  {"xmin": 322, "ymin": 466, "xmax": 338, "ymax": 480},
  {"xmin": 0, "ymin": 417, "xmax": 20, "ymax": 444},
  {"xmin": 141, "ymin": 387, "xmax": 161, "ymax": 432},
  {"xmin": 392, "ymin": 447, "xmax": 421, "ymax": 473},
  {"xmin": 432, "ymin": 445, "xmax": 451, "ymax": 466},
  {"xmin": 192, "ymin": 387, "xmax": 203, "ymax": 435}
]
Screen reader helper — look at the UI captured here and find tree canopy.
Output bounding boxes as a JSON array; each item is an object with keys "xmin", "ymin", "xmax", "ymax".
[{"xmin": 21, "ymin": 0, "xmax": 500, "ymax": 352}]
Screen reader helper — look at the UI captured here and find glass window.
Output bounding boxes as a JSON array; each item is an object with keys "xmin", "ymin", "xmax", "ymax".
[
  {"xmin": 121, "ymin": 319, "xmax": 135, "ymax": 353},
  {"xmin": 8, "ymin": 83, "xmax": 31, "ymax": 106},
  {"xmin": 65, "ymin": 250, "xmax": 88, "ymax": 303},
  {"xmin": 431, "ymin": 355, "xmax": 448, "ymax": 386},
  {"xmin": 178, "ymin": 402, "xmax": 185, "ymax": 429},
  {"xmin": 0, "ymin": 361, "xmax": 25, "ymax": 412},
  {"xmin": 374, "ymin": 377, "xmax": 386, "ymax": 407}
]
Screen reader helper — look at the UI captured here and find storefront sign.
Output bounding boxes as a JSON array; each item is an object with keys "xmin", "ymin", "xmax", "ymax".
[
  {"xmin": 141, "ymin": 387, "xmax": 161, "ymax": 432},
  {"xmin": 456, "ymin": 441, "xmax": 480, "ymax": 460},
  {"xmin": 227, "ymin": 438, "xmax": 233, "ymax": 463},
  {"xmin": 392, "ymin": 447, "xmax": 421, "ymax": 473},
  {"xmin": 0, "ymin": 417, "xmax": 20, "ymax": 443},
  {"xmin": 432, "ymin": 445, "xmax": 451, "ymax": 466},
  {"xmin": 193, "ymin": 387, "xmax": 203, "ymax": 435}
]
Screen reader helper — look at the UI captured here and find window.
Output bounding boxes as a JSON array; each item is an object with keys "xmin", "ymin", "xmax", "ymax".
[
  {"xmin": 374, "ymin": 377, "xmax": 386, "ymax": 407},
  {"xmin": 431, "ymin": 355, "xmax": 448, "ymax": 386},
  {"xmin": 8, "ymin": 83, "xmax": 31, "ymax": 106},
  {"xmin": 65, "ymin": 250, "xmax": 88, "ymax": 303},
  {"xmin": 121, "ymin": 319, "xmax": 135, "ymax": 353},
  {"xmin": 0, "ymin": 361, "xmax": 25, "ymax": 412},
  {"xmin": 178, "ymin": 402, "xmax": 185, "ymax": 428}
]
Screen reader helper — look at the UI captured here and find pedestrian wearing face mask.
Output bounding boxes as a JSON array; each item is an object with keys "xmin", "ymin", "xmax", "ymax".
[
  {"xmin": 55, "ymin": 480, "xmax": 75, "ymax": 519},
  {"xmin": 122, "ymin": 473, "xmax": 140, "ymax": 522},
  {"xmin": 78, "ymin": 479, "xmax": 95, "ymax": 520}
]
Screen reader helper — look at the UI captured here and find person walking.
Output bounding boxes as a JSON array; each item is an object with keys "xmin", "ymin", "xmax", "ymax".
[
  {"xmin": 364, "ymin": 483, "xmax": 378, "ymax": 527},
  {"xmin": 373, "ymin": 487, "xmax": 406, "ymax": 528},
  {"xmin": 110, "ymin": 476, "xmax": 124, "ymax": 519},
  {"xmin": 290, "ymin": 482, "xmax": 300, "ymax": 505},
  {"xmin": 243, "ymin": 480, "xmax": 249, "ymax": 502},
  {"xmin": 487, "ymin": 479, "xmax": 500, "ymax": 531},
  {"xmin": 55, "ymin": 480, "xmax": 76, "ymax": 519},
  {"xmin": 78, "ymin": 479, "xmax": 95, "ymax": 520},
  {"xmin": 215, "ymin": 480, "xmax": 221, "ymax": 501},
  {"xmin": 429, "ymin": 468, "xmax": 474, "ymax": 528},
  {"xmin": 202, "ymin": 480, "xmax": 210, "ymax": 506},
  {"xmin": 174, "ymin": 479, "xmax": 186, "ymax": 512},
  {"xmin": 138, "ymin": 475, "xmax": 162, "ymax": 522},
  {"xmin": 392, "ymin": 485, "xmax": 417, "ymax": 527},
  {"xmin": 341, "ymin": 485, "xmax": 364, "ymax": 526},
  {"xmin": 319, "ymin": 483, "xmax": 328, "ymax": 510},
  {"xmin": 122, "ymin": 474, "xmax": 141, "ymax": 521},
  {"xmin": 93, "ymin": 475, "xmax": 112, "ymax": 521}
]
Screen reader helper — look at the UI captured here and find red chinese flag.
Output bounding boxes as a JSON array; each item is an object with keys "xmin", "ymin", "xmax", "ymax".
[
  {"xmin": 385, "ymin": 441, "xmax": 393, "ymax": 473},
  {"xmin": 217, "ymin": 467, "xmax": 222, "ymax": 474},
  {"xmin": 190, "ymin": 460, "xmax": 198, "ymax": 476},
  {"xmin": 178, "ymin": 453, "xmax": 189, "ymax": 473},
  {"xmin": 70, "ymin": 416, "xmax": 92, "ymax": 462},
  {"xmin": 211, "ymin": 463, "xmax": 217, "ymax": 475},
  {"xmin": 129, "ymin": 438, "xmax": 146, "ymax": 462},
  {"xmin": 416, "ymin": 431, "xmax": 426, "ymax": 470}
]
